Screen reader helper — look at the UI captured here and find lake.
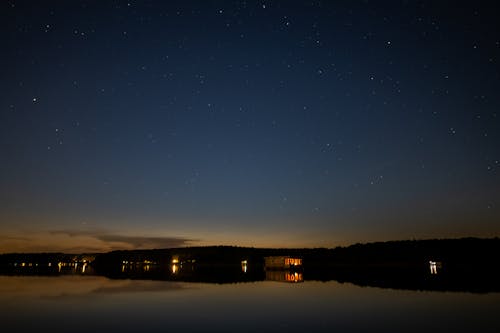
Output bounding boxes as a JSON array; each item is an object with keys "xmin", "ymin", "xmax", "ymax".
[{"xmin": 1, "ymin": 275, "xmax": 499, "ymax": 333}]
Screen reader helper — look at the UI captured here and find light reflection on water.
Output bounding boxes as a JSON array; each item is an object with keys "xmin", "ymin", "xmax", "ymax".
[
  {"xmin": 266, "ymin": 270, "xmax": 303, "ymax": 282},
  {"xmin": 1, "ymin": 276, "xmax": 499, "ymax": 333}
]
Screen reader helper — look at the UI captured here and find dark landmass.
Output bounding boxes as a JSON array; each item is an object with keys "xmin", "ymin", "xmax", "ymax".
[{"xmin": 1, "ymin": 237, "xmax": 499, "ymax": 293}]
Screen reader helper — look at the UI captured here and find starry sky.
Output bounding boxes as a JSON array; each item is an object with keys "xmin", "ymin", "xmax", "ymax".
[{"xmin": 1, "ymin": 1, "xmax": 499, "ymax": 252}]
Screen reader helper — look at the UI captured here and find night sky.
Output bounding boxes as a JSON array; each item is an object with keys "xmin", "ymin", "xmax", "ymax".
[{"xmin": 1, "ymin": 1, "xmax": 499, "ymax": 252}]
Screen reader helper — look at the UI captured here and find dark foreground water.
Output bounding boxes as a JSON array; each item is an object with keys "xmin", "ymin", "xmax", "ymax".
[{"xmin": 1, "ymin": 275, "xmax": 499, "ymax": 333}]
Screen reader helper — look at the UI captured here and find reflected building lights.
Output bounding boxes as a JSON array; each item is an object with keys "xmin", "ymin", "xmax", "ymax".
[
  {"xmin": 265, "ymin": 270, "xmax": 304, "ymax": 283},
  {"xmin": 285, "ymin": 272, "xmax": 303, "ymax": 283}
]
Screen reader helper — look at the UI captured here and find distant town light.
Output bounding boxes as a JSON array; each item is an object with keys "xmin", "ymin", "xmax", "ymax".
[{"xmin": 429, "ymin": 260, "xmax": 442, "ymax": 274}]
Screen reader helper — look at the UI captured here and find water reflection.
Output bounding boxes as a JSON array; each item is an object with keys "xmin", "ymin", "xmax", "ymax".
[
  {"xmin": 286, "ymin": 272, "xmax": 303, "ymax": 283},
  {"xmin": 266, "ymin": 270, "xmax": 304, "ymax": 283},
  {"xmin": 0, "ymin": 276, "xmax": 190, "ymax": 300},
  {"xmin": 1, "ymin": 276, "xmax": 499, "ymax": 333}
]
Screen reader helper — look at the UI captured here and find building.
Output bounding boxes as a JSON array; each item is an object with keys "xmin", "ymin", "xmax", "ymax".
[{"xmin": 264, "ymin": 256, "xmax": 302, "ymax": 270}]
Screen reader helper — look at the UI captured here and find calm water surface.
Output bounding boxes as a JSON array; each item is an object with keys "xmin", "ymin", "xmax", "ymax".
[{"xmin": 1, "ymin": 275, "xmax": 499, "ymax": 333}]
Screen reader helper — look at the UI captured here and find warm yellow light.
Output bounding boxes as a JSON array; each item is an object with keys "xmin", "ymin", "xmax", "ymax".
[{"xmin": 284, "ymin": 272, "xmax": 303, "ymax": 282}]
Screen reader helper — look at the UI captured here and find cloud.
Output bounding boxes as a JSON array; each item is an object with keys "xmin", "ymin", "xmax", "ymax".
[
  {"xmin": 97, "ymin": 234, "xmax": 194, "ymax": 249},
  {"xmin": 0, "ymin": 229, "xmax": 197, "ymax": 253},
  {"xmin": 3, "ymin": 236, "xmax": 33, "ymax": 242},
  {"xmin": 50, "ymin": 230, "xmax": 196, "ymax": 250}
]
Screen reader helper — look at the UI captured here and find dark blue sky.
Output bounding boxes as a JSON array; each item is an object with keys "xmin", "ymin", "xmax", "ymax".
[{"xmin": 1, "ymin": 1, "xmax": 499, "ymax": 252}]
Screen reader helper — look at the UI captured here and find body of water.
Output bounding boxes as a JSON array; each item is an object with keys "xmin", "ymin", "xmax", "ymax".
[{"xmin": 1, "ymin": 275, "xmax": 499, "ymax": 333}]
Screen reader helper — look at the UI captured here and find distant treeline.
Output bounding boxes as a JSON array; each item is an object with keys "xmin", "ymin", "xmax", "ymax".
[
  {"xmin": 0, "ymin": 252, "xmax": 74, "ymax": 266},
  {"xmin": 1, "ymin": 238, "xmax": 500, "ymax": 292},
  {"xmin": 2, "ymin": 237, "xmax": 499, "ymax": 269},
  {"xmin": 96, "ymin": 237, "xmax": 500, "ymax": 265}
]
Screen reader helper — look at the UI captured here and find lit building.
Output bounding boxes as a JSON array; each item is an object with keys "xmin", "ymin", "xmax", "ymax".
[{"xmin": 264, "ymin": 256, "xmax": 302, "ymax": 270}]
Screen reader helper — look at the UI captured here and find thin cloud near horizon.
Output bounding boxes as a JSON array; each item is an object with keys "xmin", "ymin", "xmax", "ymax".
[
  {"xmin": 50, "ymin": 230, "xmax": 197, "ymax": 249},
  {"xmin": 0, "ymin": 229, "xmax": 197, "ymax": 253}
]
